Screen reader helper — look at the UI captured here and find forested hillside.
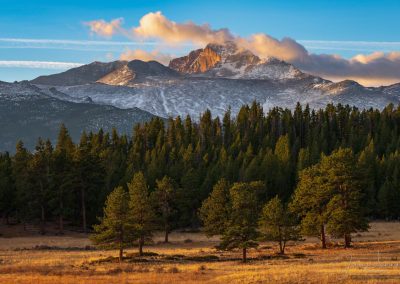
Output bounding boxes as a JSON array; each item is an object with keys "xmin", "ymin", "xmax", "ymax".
[{"xmin": 1, "ymin": 102, "xmax": 400, "ymax": 236}]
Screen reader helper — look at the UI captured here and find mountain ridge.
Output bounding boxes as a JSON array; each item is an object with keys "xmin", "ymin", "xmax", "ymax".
[{"xmin": 10, "ymin": 41, "xmax": 400, "ymax": 120}]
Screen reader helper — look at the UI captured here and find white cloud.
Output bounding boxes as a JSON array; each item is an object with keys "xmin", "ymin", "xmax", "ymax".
[
  {"xmin": 0, "ymin": 61, "xmax": 84, "ymax": 69},
  {"xmin": 0, "ymin": 37, "xmax": 160, "ymax": 46}
]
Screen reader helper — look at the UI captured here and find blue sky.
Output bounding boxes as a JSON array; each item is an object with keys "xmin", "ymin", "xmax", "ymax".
[{"xmin": 1, "ymin": 0, "xmax": 400, "ymax": 84}]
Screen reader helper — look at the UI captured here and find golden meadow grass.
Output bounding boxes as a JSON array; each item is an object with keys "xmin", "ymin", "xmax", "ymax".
[{"xmin": 1, "ymin": 222, "xmax": 400, "ymax": 283}]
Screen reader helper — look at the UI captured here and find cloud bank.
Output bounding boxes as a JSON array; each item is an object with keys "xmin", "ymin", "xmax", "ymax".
[{"xmin": 87, "ymin": 12, "xmax": 400, "ymax": 86}]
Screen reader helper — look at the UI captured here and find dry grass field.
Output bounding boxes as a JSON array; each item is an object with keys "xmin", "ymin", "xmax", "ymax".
[{"xmin": 1, "ymin": 222, "xmax": 400, "ymax": 283}]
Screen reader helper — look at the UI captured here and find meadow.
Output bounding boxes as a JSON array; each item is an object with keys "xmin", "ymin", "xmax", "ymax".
[{"xmin": 0, "ymin": 222, "xmax": 400, "ymax": 283}]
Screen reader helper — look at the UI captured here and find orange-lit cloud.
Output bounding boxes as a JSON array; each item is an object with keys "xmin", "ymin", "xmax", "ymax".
[
  {"xmin": 86, "ymin": 12, "xmax": 400, "ymax": 86},
  {"xmin": 85, "ymin": 18, "xmax": 124, "ymax": 37},
  {"xmin": 120, "ymin": 49, "xmax": 173, "ymax": 65},
  {"xmin": 132, "ymin": 11, "xmax": 233, "ymax": 45}
]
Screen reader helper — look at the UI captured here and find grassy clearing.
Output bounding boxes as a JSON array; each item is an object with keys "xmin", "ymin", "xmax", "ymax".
[{"xmin": 0, "ymin": 222, "xmax": 400, "ymax": 283}]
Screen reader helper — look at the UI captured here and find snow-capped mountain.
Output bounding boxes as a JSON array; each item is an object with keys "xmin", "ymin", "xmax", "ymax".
[
  {"xmin": 169, "ymin": 41, "xmax": 304, "ymax": 80},
  {"xmin": 1, "ymin": 41, "xmax": 400, "ymax": 151},
  {"xmin": 27, "ymin": 41, "xmax": 400, "ymax": 119}
]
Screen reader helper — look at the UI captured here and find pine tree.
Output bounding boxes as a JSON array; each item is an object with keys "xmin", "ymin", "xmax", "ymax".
[
  {"xmin": 322, "ymin": 148, "xmax": 369, "ymax": 248},
  {"xmin": 357, "ymin": 140, "xmax": 378, "ymax": 216},
  {"xmin": 153, "ymin": 175, "xmax": 176, "ymax": 243},
  {"xmin": 292, "ymin": 148, "xmax": 369, "ymax": 248},
  {"xmin": 128, "ymin": 172, "xmax": 156, "ymax": 256},
  {"xmin": 290, "ymin": 165, "xmax": 332, "ymax": 248},
  {"xmin": 53, "ymin": 124, "xmax": 75, "ymax": 234},
  {"xmin": 72, "ymin": 132, "xmax": 105, "ymax": 233},
  {"xmin": 91, "ymin": 186, "xmax": 132, "ymax": 262},
  {"xmin": 199, "ymin": 179, "xmax": 231, "ymax": 236},
  {"xmin": 0, "ymin": 152, "xmax": 15, "ymax": 224},
  {"xmin": 274, "ymin": 135, "xmax": 293, "ymax": 199},
  {"xmin": 377, "ymin": 179, "xmax": 400, "ymax": 219},
  {"xmin": 218, "ymin": 182, "xmax": 262, "ymax": 262},
  {"xmin": 12, "ymin": 141, "xmax": 31, "ymax": 227},
  {"xmin": 259, "ymin": 196, "xmax": 302, "ymax": 254},
  {"xmin": 27, "ymin": 138, "xmax": 53, "ymax": 234}
]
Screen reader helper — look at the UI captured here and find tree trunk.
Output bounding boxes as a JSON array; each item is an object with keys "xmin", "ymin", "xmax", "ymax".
[
  {"xmin": 278, "ymin": 227, "xmax": 284, "ymax": 254},
  {"xmin": 139, "ymin": 235, "xmax": 144, "ymax": 256},
  {"xmin": 164, "ymin": 224, "xmax": 169, "ymax": 243},
  {"xmin": 119, "ymin": 242, "xmax": 123, "ymax": 263},
  {"xmin": 344, "ymin": 234, "xmax": 351, "ymax": 248},
  {"xmin": 118, "ymin": 230, "xmax": 124, "ymax": 263},
  {"xmin": 59, "ymin": 197, "xmax": 64, "ymax": 234},
  {"xmin": 40, "ymin": 205, "xmax": 46, "ymax": 235},
  {"xmin": 242, "ymin": 248, "xmax": 247, "ymax": 263},
  {"xmin": 279, "ymin": 240, "xmax": 286, "ymax": 254},
  {"xmin": 320, "ymin": 225, "xmax": 327, "ymax": 249},
  {"xmin": 81, "ymin": 188, "xmax": 87, "ymax": 233},
  {"xmin": 2, "ymin": 213, "xmax": 10, "ymax": 225}
]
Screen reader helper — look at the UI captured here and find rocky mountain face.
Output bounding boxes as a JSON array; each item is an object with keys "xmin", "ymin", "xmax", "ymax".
[
  {"xmin": 2, "ymin": 41, "xmax": 400, "ymax": 151},
  {"xmin": 31, "ymin": 61, "xmax": 127, "ymax": 86},
  {"xmin": 169, "ymin": 41, "xmax": 303, "ymax": 80},
  {"xmin": 0, "ymin": 81, "xmax": 157, "ymax": 152},
  {"xmin": 169, "ymin": 45, "xmax": 223, "ymax": 73}
]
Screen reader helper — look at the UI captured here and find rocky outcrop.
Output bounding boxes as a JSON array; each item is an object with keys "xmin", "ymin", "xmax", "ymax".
[
  {"xmin": 169, "ymin": 46, "xmax": 222, "ymax": 73},
  {"xmin": 97, "ymin": 64, "xmax": 135, "ymax": 86}
]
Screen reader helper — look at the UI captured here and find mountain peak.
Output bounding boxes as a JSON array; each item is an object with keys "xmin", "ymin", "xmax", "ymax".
[
  {"xmin": 169, "ymin": 46, "xmax": 222, "ymax": 74},
  {"xmin": 205, "ymin": 41, "xmax": 239, "ymax": 56},
  {"xmin": 31, "ymin": 60, "xmax": 127, "ymax": 86},
  {"xmin": 31, "ymin": 60, "xmax": 179, "ymax": 87},
  {"xmin": 169, "ymin": 41, "xmax": 303, "ymax": 80},
  {"xmin": 169, "ymin": 41, "xmax": 258, "ymax": 75}
]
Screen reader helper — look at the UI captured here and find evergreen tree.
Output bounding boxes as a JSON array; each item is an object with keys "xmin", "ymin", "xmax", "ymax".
[
  {"xmin": 0, "ymin": 152, "xmax": 15, "ymax": 224},
  {"xmin": 259, "ymin": 196, "xmax": 302, "ymax": 254},
  {"xmin": 91, "ymin": 186, "xmax": 132, "ymax": 262},
  {"xmin": 322, "ymin": 148, "xmax": 369, "ymax": 248},
  {"xmin": 290, "ymin": 165, "xmax": 332, "ymax": 248},
  {"xmin": 12, "ymin": 141, "xmax": 31, "ymax": 226},
  {"xmin": 357, "ymin": 140, "xmax": 378, "ymax": 216},
  {"xmin": 218, "ymin": 182, "xmax": 262, "ymax": 262},
  {"xmin": 72, "ymin": 132, "xmax": 105, "ymax": 233},
  {"xmin": 199, "ymin": 179, "xmax": 231, "ymax": 236},
  {"xmin": 53, "ymin": 124, "xmax": 74, "ymax": 234},
  {"xmin": 292, "ymin": 148, "xmax": 369, "ymax": 248},
  {"xmin": 377, "ymin": 179, "xmax": 400, "ymax": 219},
  {"xmin": 153, "ymin": 175, "xmax": 176, "ymax": 243},
  {"xmin": 27, "ymin": 138, "xmax": 53, "ymax": 234},
  {"xmin": 128, "ymin": 172, "xmax": 156, "ymax": 256}
]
